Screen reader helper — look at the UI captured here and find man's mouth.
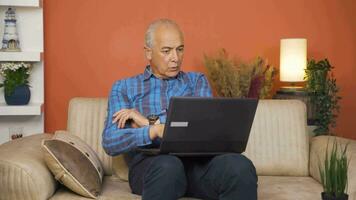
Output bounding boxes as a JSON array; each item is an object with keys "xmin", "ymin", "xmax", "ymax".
[{"xmin": 168, "ymin": 67, "xmax": 179, "ymax": 71}]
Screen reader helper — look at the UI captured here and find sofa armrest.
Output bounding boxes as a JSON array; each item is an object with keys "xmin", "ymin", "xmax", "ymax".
[
  {"xmin": 310, "ymin": 135, "xmax": 356, "ymax": 199},
  {"xmin": 0, "ymin": 133, "xmax": 57, "ymax": 200}
]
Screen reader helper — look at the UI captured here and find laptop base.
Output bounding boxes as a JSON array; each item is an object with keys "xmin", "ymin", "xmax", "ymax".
[{"xmin": 138, "ymin": 148, "xmax": 235, "ymax": 157}]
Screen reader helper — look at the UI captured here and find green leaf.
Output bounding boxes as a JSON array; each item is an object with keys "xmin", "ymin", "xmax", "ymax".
[
  {"xmin": 0, "ymin": 62, "xmax": 31, "ymax": 95},
  {"xmin": 319, "ymin": 139, "xmax": 349, "ymax": 196},
  {"xmin": 305, "ymin": 58, "xmax": 341, "ymax": 135}
]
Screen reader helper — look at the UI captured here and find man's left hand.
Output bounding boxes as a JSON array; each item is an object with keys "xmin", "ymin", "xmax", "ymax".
[{"xmin": 112, "ymin": 109, "xmax": 149, "ymax": 128}]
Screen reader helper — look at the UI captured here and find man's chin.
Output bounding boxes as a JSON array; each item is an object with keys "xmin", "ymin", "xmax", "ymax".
[{"xmin": 166, "ymin": 71, "xmax": 180, "ymax": 78}]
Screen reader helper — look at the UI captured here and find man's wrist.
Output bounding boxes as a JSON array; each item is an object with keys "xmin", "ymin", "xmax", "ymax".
[
  {"xmin": 148, "ymin": 125, "xmax": 157, "ymax": 140},
  {"xmin": 136, "ymin": 126, "xmax": 152, "ymax": 146}
]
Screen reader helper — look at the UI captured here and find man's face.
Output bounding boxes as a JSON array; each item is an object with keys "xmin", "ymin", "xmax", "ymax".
[{"xmin": 145, "ymin": 25, "xmax": 184, "ymax": 79}]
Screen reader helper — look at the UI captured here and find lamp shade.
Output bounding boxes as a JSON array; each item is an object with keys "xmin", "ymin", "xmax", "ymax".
[{"xmin": 280, "ymin": 38, "xmax": 307, "ymax": 82}]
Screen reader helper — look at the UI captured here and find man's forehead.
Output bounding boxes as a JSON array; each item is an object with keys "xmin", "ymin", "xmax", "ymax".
[
  {"xmin": 157, "ymin": 38, "xmax": 184, "ymax": 48},
  {"xmin": 154, "ymin": 25, "xmax": 184, "ymax": 47}
]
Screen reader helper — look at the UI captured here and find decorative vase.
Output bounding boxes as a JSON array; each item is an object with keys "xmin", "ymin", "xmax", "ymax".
[
  {"xmin": 4, "ymin": 85, "xmax": 31, "ymax": 105},
  {"xmin": 321, "ymin": 192, "xmax": 349, "ymax": 200}
]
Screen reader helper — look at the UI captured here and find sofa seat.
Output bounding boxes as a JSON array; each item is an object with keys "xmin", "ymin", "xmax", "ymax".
[
  {"xmin": 50, "ymin": 176, "xmax": 198, "ymax": 200},
  {"xmin": 49, "ymin": 175, "xmax": 322, "ymax": 200},
  {"xmin": 258, "ymin": 176, "xmax": 322, "ymax": 199}
]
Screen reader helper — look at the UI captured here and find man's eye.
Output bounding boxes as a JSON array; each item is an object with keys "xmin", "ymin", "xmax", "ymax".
[
  {"xmin": 162, "ymin": 50, "xmax": 170, "ymax": 54},
  {"xmin": 177, "ymin": 48, "xmax": 184, "ymax": 52}
]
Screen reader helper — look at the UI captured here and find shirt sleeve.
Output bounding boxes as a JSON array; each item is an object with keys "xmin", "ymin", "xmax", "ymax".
[
  {"xmin": 193, "ymin": 73, "xmax": 213, "ymax": 97},
  {"xmin": 102, "ymin": 80, "xmax": 152, "ymax": 156}
]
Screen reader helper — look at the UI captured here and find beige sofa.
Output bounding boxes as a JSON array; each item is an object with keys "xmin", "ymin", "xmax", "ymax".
[{"xmin": 0, "ymin": 97, "xmax": 355, "ymax": 200}]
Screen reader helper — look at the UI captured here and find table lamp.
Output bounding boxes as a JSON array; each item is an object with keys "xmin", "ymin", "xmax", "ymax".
[
  {"xmin": 275, "ymin": 38, "xmax": 315, "ymax": 126},
  {"xmin": 279, "ymin": 38, "xmax": 307, "ymax": 91}
]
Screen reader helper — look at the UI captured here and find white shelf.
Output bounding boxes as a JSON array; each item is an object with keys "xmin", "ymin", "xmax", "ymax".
[
  {"xmin": 0, "ymin": 102, "xmax": 43, "ymax": 115},
  {"xmin": 0, "ymin": 52, "xmax": 42, "ymax": 61},
  {"xmin": 0, "ymin": 0, "xmax": 41, "ymax": 7},
  {"xmin": 0, "ymin": 0, "xmax": 44, "ymax": 145}
]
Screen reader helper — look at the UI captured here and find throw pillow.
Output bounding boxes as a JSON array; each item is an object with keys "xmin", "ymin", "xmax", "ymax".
[{"xmin": 42, "ymin": 132, "xmax": 104, "ymax": 198}]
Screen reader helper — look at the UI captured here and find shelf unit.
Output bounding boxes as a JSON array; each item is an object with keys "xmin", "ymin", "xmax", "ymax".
[
  {"xmin": 0, "ymin": 51, "xmax": 42, "ymax": 61},
  {"xmin": 0, "ymin": 103, "xmax": 43, "ymax": 116},
  {"xmin": 0, "ymin": 0, "xmax": 41, "ymax": 7},
  {"xmin": 0, "ymin": 1, "xmax": 44, "ymax": 144}
]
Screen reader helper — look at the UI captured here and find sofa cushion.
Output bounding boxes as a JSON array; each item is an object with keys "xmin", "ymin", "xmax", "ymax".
[
  {"xmin": 50, "ymin": 176, "xmax": 200, "ymax": 200},
  {"xmin": 258, "ymin": 176, "xmax": 322, "ymax": 199},
  {"xmin": 243, "ymin": 100, "xmax": 310, "ymax": 176},
  {"xmin": 0, "ymin": 134, "xmax": 57, "ymax": 200},
  {"xmin": 42, "ymin": 132, "xmax": 104, "ymax": 198},
  {"xmin": 112, "ymin": 154, "xmax": 131, "ymax": 181}
]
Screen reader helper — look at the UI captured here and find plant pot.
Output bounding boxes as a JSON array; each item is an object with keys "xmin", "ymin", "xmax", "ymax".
[
  {"xmin": 4, "ymin": 85, "xmax": 31, "ymax": 105},
  {"xmin": 321, "ymin": 192, "xmax": 348, "ymax": 200}
]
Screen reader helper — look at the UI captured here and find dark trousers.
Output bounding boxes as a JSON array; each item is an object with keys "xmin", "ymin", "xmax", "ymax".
[{"xmin": 128, "ymin": 153, "xmax": 257, "ymax": 200}]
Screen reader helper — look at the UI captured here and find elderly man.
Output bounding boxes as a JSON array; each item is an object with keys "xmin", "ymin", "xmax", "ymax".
[{"xmin": 102, "ymin": 19, "xmax": 257, "ymax": 200}]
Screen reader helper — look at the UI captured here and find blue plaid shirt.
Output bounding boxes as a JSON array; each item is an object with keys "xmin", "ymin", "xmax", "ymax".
[{"xmin": 102, "ymin": 66, "xmax": 212, "ymax": 156}]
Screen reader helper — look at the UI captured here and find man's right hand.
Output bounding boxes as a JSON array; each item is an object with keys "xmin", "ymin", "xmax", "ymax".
[
  {"xmin": 112, "ymin": 109, "xmax": 149, "ymax": 128},
  {"xmin": 149, "ymin": 124, "xmax": 165, "ymax": 140}
]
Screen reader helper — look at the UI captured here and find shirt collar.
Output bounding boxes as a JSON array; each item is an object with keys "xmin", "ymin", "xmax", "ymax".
[
  {"xmin": 143, "ymin": 65, "xmax": 184, "ymax": 81},
  {"xmin": 143, "ymin": 65, "xmax": 154, "ymax": 80}
]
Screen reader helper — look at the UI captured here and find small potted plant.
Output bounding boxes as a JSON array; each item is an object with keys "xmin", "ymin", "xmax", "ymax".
[
  {"xmin": 0, "ymin": 62, "xmax": 32, "ymax": 105},
  {"xmin": 304, "ymin": 59, "xmax": 341, "ymax": 135},
  {"xmin": 319, "ymin": 139, "xmax": 349, "ymax": 200}
]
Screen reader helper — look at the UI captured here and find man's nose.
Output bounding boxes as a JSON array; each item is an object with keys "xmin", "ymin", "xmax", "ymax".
[{"xmin": 170, "ymin": 50, "xmax": 178, "ymax": 62}]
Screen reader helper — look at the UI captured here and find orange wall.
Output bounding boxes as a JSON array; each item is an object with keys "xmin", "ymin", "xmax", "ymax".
[{"xmin": 44, "ymin": 0, "xmax": 356, "ymax": 139}]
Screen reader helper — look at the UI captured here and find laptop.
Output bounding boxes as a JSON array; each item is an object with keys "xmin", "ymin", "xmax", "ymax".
[{"xmin": 137, "ymin": 97, "xmax": 258, "ymax": 156}]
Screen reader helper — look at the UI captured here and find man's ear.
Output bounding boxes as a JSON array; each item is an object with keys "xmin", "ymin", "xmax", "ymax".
[{"xmin": 144, "ymin": 46, "xmax": 152, "ymax": 60}]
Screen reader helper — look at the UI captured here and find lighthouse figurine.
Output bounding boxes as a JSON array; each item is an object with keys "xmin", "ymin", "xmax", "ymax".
[{"xmin": 1, "ymin": 7, "xmax": 21, "ymax": 52}]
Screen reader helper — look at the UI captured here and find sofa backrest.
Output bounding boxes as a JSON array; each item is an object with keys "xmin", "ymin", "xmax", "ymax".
[
  {"xmin": 67, "ymin": 97, "xmax": 113, "ymax": 175},
  {"xmin": 243, "ymin": 100, "xmax": 309, "ymax": 176},
  {"xmin": 66, "ymin": 98, "xmax": 309, "ymax": 177}
]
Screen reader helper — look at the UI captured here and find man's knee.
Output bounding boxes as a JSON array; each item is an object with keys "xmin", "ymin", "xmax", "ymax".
[
  {"xmin": 212, "ymin": 153, "xmax": 257, "ymax": 181},
  {"xmin": 145, "ymin": 155, "xmax": 186, "ymax": 180}
]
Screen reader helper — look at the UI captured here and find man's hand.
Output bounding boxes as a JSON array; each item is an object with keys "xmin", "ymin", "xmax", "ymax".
[
  {"xmin": 149, "ymin": 124, "xmax": 165, "ymax": 140},
  {"xmin": 112, "ymin": 109, "xmax": 149, "ymax": 128}
]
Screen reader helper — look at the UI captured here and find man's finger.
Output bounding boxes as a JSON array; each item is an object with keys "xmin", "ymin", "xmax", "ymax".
[
  {"xmin": 119, "ymin": 115, "xmax": 130, "ymax": 128},
  {"xmin": 117, "ymin": 116, "xmax": 124, "ymax": 128},
  {"xmin": 113, "ymin": 110, "xmax": 123, "ymax": 117},
  {"xmin": 112, "ymin": 114, "xmax": 119, "ymax": 123},
  {"xmin": 112, "ymin": 113, "xmax": 122, "ymax": 124},
  {"xmin": 112, "ymin": 110, "xmax": 128, "ymax": 123},
  {"xmin": 117, "ymin": 112, "xmax": 126, "ymax": 128},
  {"xmin": 118, "ymin": 110, "xmax": 131, "ymax": 123},
  {"xmin": 112, "ymin": 109, "xmax": 129, "ymax": 118},
  {"xmin": 119, "ymin": 113, "xmax": 130, "ymax": 128}
]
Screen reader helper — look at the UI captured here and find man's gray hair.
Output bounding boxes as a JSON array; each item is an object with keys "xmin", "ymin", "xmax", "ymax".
[{"xmin": 145, "ymin": 19, "xmax": 183, "ymax": 48}]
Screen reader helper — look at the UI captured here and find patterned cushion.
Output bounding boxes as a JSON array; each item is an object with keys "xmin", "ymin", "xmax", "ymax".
[{"xmin": 42, "ymin": 132, "xmax": 104, "ymax": 198}]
